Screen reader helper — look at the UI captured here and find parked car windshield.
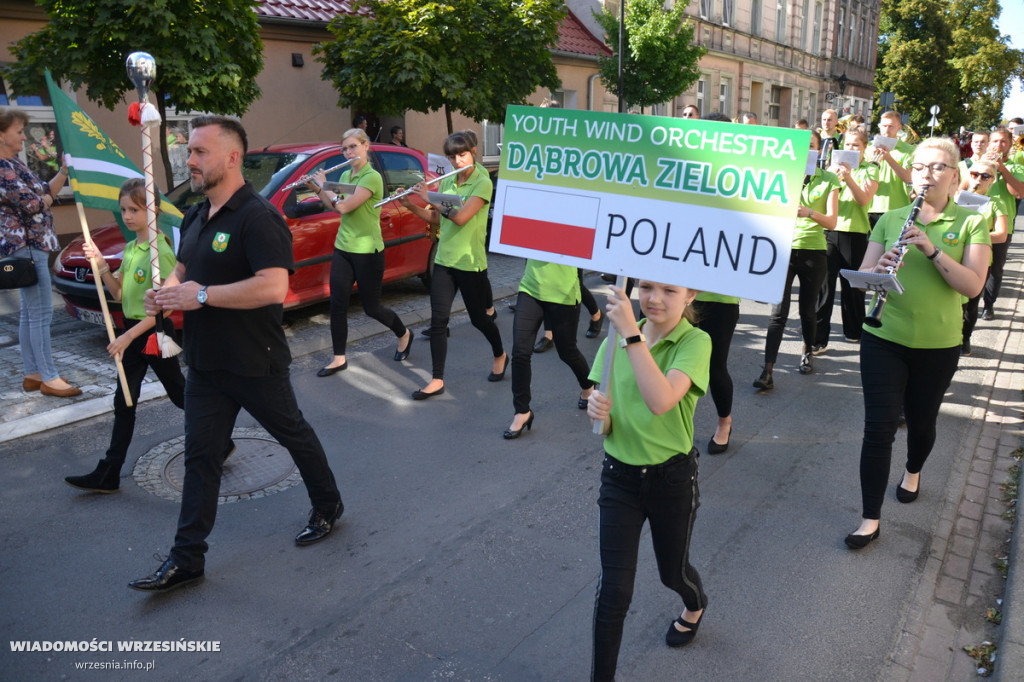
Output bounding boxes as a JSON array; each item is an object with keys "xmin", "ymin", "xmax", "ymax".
[{"xmin": 163, "ymin": 152, "xmax": 311, "ymax": 208}]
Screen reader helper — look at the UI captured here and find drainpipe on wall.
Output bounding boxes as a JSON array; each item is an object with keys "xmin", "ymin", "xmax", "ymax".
[{"xmin": 588, "ymin": 73, "xmax": 600, "ymax": 111}]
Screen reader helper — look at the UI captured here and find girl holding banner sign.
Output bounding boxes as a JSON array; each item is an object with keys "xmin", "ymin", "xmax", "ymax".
[
  {"xmin": 586, "ymin": 281, "xmax": 711, "ymax": 678},
  {"xmin": 755, "ymin": 131, "xmax": 841, "ymax": 388},
  {"xmin": 815, "ymin": 128, "xmax": 879, "ymax": 352},
  {"xmin": 399, "ymin": 132, "xmax": 506, "ymax": 399},
  {"xmin": 845, "ymin": 138, "xmax": 990, "ymax": 549}
]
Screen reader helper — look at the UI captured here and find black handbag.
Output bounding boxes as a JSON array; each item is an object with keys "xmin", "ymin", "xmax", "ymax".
[{"xmin": 0, "ymin": 256, "xmax": 38, "ymax": 289}]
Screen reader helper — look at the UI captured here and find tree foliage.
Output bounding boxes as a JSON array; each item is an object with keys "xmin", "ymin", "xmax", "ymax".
[
  {"xmin": 6, "ymin": 0, "xmax": 264, "ymax": 188},
  {"xmin": 594, "ymin": 0, "xmax": 705, "ymax": 111},
  {"xmin": 314, "ymin": 0, "xmax": 565, "ymax": 132},
  {"xmin": 874, "ymin": 0, "xmax": 1022, "ymax": 133}
]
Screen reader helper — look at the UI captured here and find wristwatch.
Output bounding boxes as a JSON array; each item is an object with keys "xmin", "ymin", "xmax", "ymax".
[
  {"xmin": 197, "ymin": 285, "xmax": 209, "ymax": 306},
  {"xmin": 619, "ymin": 333, "xmax": 646, "ymax": 348}
]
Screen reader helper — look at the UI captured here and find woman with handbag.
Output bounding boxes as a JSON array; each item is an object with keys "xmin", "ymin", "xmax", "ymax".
[{"xmin": 0, "ymin": 107, "xmax": 80, "ymax": 397}]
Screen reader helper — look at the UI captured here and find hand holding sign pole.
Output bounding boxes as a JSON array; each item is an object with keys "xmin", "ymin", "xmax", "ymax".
[{"xmin": 127, "ymin": 52, "xmax": 180, "ymax": 358}]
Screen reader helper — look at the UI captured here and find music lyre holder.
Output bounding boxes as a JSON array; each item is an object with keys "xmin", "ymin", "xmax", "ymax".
[{"xmin": 840, "ymin": 269, "xmax": 904, "ymax": 296}]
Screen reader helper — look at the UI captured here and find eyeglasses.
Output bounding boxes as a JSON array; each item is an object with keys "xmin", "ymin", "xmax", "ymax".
[
  {"xmin": 969, "ymin": 171, "xmax": 994, "ymax": 181},
  {"xmin": 910, "ymin": 162, "xmax": 951, "ymax": 174},
  {"xmin": 341, "ymin": 144, "xmax": 362, "ymax": 153}
]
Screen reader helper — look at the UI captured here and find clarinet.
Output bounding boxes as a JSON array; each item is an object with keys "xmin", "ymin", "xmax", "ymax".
[{"xmin": 863, "ymin": 186, "xmax": 929, "ymax": 328}]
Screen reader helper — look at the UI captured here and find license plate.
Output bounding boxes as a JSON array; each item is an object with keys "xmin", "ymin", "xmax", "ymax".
[{"xmin": 74, "ymin": 306, "xmax": 106, "ymax": 326}]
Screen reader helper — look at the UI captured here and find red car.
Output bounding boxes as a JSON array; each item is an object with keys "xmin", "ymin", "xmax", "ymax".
[{"xmin": 53, "ymin": 142, "xmax": 437, "ymax": 328}]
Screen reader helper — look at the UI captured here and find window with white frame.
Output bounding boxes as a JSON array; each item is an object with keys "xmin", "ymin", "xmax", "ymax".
[
  {"xmin": 837, "ymin": 7, "xmax": 844, "ymax": 57},
  {"xmin": 719, "ymin": 78, "xmax": 732, "ymax": 116},
  {"xmin": 809, "ymin": 92, "xmax": 817, "ymax": 122},
  {"xmin": 751, "ymin": 0, "xmax": 762, "ymax": 36},
  {"xmin": 848, "ymin": 15, "xmax": 857, "ymax": 59},
  {"xmin": 776, "ymin": 1, "xmax": 787, "ymax": 44},
  {"xmin": 858, "ymin": 13, "xmax": 867, "ymax": 63},
  {"xmin": 723, "ymin": 0, "xmax": 734, "ymax": 25},
  {"xmin": 696, "ymin": 79, "xmax": 706, "ymax": 116},
  {"xmin": 769, "ymin": 86, "xmax": 782, "ymax": 121},
  {"xmin": 481, "ymin": 120, "xmax": 503, "ymax": 163},
  {"xmin": 812, "ymin": 2, "xmax": 823, "ymax": 54},
  {"xmin": 551, "ymin": 89, "xmax": 578, "ymax": 110},
  {"xmin": 801, "ymin": 0, "xmax": 811, "ymax": 50},
  {"xmin": 700, "ymin": 0, "xmax": 713, "ymax": 20}
]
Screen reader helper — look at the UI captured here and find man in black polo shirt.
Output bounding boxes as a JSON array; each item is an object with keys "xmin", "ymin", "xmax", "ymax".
[{"xmin": 130, "ymin": 115, "xmax": 343, "ymax": 592}]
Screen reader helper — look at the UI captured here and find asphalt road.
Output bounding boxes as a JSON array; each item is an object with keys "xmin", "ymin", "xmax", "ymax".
[{"xmin": 0, "ymin": 274, "xmax": 1003, "ymax": 681}]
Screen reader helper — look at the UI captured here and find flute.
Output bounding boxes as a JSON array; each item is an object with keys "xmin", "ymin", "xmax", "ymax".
[
  {"xmin": 282, "ymin": 157, "xmax": 360, "ymax": 191},
  {"xmin": 374, "ymin": 165, "xmax": 470, "ymax": 208},
  {"xmin": 864, "ymin": 185, "xmax": 929, "ymax": 328}
]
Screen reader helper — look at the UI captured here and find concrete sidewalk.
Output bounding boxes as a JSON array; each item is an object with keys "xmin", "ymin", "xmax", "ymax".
[{"xmin": 2, "ymin": 244, "xmax": 1023, "ymax": 679}]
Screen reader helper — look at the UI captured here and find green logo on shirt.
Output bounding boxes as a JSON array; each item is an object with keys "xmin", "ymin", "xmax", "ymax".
[
  {"xmin": 941, "ymin": 232, "xmax": 959, "ymax": 247},
  {"xmin": 133, "ymin": 267, "xmax": 146, "ymax": 284},
  {"xmin": 212, "ymin": 232, "xmax": 230, "ymax": 252}
]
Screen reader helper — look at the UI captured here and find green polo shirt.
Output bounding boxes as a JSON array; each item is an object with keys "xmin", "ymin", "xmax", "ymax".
[
  {"xmin": 869, "ymin": 139, "xmax": 914, "ymax": 214},
  {"xmin": 120, "ymin": 234, "xmax": 177, "ymax": 321},
  {"xmin": 694, "ymin": 291, "xmax": 739, "ymax": 304},
  {"xmin": 989, "ymin": 161, "xmax": 1024, "ymax": 233},
  {"xmin": 794, "ymin": 168, "xmax": 840, "ymax": 250},
  {"xmin": 588, "ymin": 318, "xmax": 710, "ymax": 465},
  {"xmin": 435, "ymin": 165, "xmax": 492, "ymax": 272},
  {"xmin": 865, "ymin": 201, "xmax": 990, "ymax": 349},
  {"xmin": 835, "ymin": 162, "xmax": 877, "ymax": 234},
  {"xmin": 519, "ymin": 260, "xmax": 580, "ymax": 305},
  {"xmin": 335, "ymin": 164, "xmax": 384, "ymax": 253}
]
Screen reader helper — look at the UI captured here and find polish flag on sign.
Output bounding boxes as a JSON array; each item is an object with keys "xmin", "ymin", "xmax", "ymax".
[{"xmin": 498, "ymin": 185, "xmax": 601, "ymax": 259}]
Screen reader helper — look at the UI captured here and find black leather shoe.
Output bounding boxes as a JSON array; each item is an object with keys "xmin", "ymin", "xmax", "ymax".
[
  {"xmin": 753, "ymin": 367, "xmax": 774, "ymax": 390},
  {"xmin": 982, "ymin": 307, "xmax": 995, "ymax": 321},
  {"xmin": 128, "ymin": 558, "xmax": 204, "ymax": 592},
  {"xmin": 666, "ymin": 608, "xmax": 705, "ymax": 647},
  {"xmin": 394, "ymin": 331, "xmax": 413, "ymax": 361},
  {"xmin": 533, "ymin": 337, "xmax": 553, "ymax": 353},
  {"xmin": 421, "ymin": 327, "xmax": 451, "ymax": 337},
  {"xmin": 586, "ymin": 311, "xmax": 604, "ymax": 338},
  {"xmin": 707, "ymin": 429, "xmax": 731, "ymax": 455},
  {"xmin": 844, "ymin": 528, "xmax": 880, "ymax": 550},
  {"xmin": 316, "ymin": 362, "xmax": 347, "ymax": 377},
  {"xmin": 503, "ymin": 411, "xmax": 535, "ymax": 439},
  {"xmin": 65, "ymin": 459, "xmax": 121, "ymax": 493},
  {"xmin": 412, "ymin": 386, "xmax": 445, "ymax": 400},
  {"xmin": 295, "ymin": 502, "xmax": 343, "ymax": 546},
  {"xmin": 896, "ymin": 474, "xmax": 919, "ymax": 503},
  {"xmin": 488, "ymin": 354, "xmax": 509, "ymax": 382}
]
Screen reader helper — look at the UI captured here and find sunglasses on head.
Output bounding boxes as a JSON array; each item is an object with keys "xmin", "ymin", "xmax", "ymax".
[{"xmin": 969, "ymin": 171, "xmax": 993, "ymax": 181}]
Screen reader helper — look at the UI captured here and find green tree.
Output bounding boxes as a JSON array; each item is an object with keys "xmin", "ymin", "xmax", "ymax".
[
  {"xmin": 874, "ymin": 0, "xmax": 959, "ymax": 133},
  {"xmin": 314, "ymin": 0, "xmax": 565, "ymax": 133},
  {"xmin": 594, "ymin": 0, "xmax": 705, "ymax": 112},
  {"xmin": 6, "ymin": 0, "xmax": 264, "ymax": 188},
  {"xmin": 874, "ymin": 0, "xmax": 1022, "ymax": 133},
  {"xmin": 949, "ymin": 0, "xmax": 1024, "ymax": 130}
]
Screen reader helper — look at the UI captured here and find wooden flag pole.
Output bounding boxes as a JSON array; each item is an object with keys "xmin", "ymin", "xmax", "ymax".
[{"xmin": 74, "ymin": 199, "xmax": 133, "ymax": 406}]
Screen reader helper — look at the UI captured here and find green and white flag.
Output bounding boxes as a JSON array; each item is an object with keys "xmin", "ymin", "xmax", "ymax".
[
  {"xmin": 489, "ymin": 106, "xmax": 812, "ymax": 303},
  {"xmin": 44, "ymin": 70, "xmax": 182, "ymax": 244}
]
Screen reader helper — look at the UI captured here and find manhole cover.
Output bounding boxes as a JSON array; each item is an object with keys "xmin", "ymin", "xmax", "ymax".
[{"xmin": 133, "ymin": 426, "xmax": 302, "ymax": 503}]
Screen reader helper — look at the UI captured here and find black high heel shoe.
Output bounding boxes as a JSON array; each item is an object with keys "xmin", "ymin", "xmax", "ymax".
[
  {"xmin": 503, "ymin": 412, "xmax": 535, "ymax": 439},
  {"xmin": 586, "ymin": 311, "xmax": 604, "ymax": 338},
  {"xmin": 394, "ymin": 331, "xmax": 413, "ymax": 361},
  {"xmin": 488, "ymin": 354, "xmax": 509, "ymax": 382},
  {"xmin": 666, "ymin": 608, "xmax": 705, "ymax": 647}
]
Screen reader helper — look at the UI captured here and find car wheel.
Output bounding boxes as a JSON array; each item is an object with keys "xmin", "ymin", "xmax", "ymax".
[{"xmin": 419, "ymin": 241, "xmax": 437, "ymax": 291}]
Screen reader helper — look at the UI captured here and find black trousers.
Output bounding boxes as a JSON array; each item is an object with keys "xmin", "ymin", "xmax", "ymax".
[
  {"xmin": 857, "ymin": 333, "xmax": 959, "ymax": 520},
  {"xmin": 962, "ymin": 286, "xmax": 985, "ymax": 344},
  {"xmin": 510, "ymin": 291, "xmax": 593, "ymax": 414},
  {"xmin": 817, "ymin": 231, "xmax": 868, "ymax": 344},
  {"xmin": 170, "ymin": 367, "xmax": 341, "ymax": 571},
  {"xmin": 983, "ymin": 235, "xmax": 1012, "ymax": 311},
  {"xmin": 766, "ymin": 249, "xmax": 827, "ymax": 363},
  {"xmin": 428, "ymin": 264, "xmax": 504, "ymax": 380},
  {"xmin": 692, "ymin": 300, "xmax": 739, "ymax": 419},
  {"xmin": 104, "ymin": 319, "xmax": 186, "ymax": 466},
  {"xmin": 329, "ymin": 248, "xmax": 406, "ymax": 354},
  {"xmin": 592, "ymin": 451, "xmax": 705, "ymax": 682}
]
